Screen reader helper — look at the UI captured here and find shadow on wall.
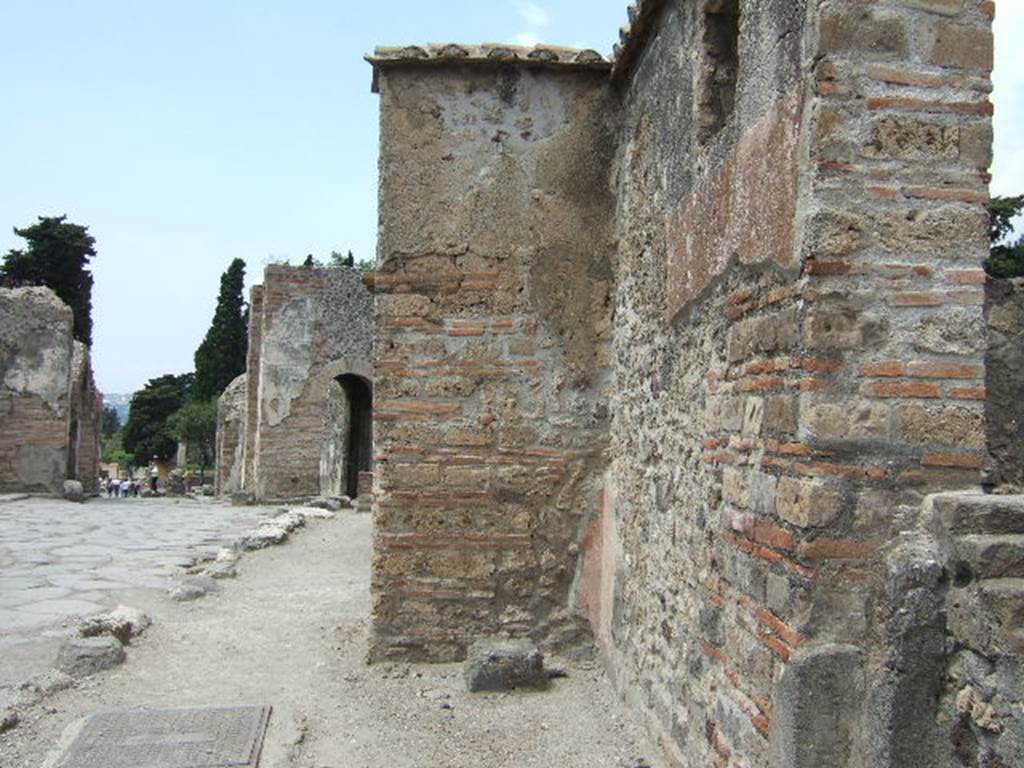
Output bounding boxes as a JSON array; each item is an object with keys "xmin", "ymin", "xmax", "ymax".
[{"xmin": 320, "ymin": 374, "xmax": 373, "ymax": 499}]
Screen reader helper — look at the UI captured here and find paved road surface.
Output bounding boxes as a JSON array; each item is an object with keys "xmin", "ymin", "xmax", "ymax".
[
  {"xmin": 2, "ymin": 510, "xmax": 664, "ymax": 768},
  {"xmin": 0, "ymin": 495, "xmax": 279, "ymax": 706}
]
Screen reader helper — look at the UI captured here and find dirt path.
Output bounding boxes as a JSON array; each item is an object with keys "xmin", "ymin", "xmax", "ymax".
[{"xmin": 1, "ymin": 512, "xmax": 663, "ymax": 768}]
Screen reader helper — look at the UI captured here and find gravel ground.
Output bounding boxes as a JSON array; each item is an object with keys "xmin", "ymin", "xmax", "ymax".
[{"xmin": 1, "ymin": 511, "xmax": 664, "ymax": 768}]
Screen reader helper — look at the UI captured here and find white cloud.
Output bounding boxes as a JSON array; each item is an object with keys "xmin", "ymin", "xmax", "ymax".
[
  {"xmin": 516, "ymin": 2, "xmax": 550, "ymax": 28},
  {"xmin": 512, "ymin": 31, "xmax": 543, "ymax": 47}
]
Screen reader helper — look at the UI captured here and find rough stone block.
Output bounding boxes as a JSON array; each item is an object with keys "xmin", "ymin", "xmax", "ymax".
[
  {"xmin": 464, "ymin": 639, "xmax": 548, "ymax": 692},
  {"xmin": 722, "ymin": 467, "xmax": 750, "ymax": 508},
  {"xmin": 56, "ymin": 637, "xmax": 126, "ymax": 677},
  {"xmin": 169, "ymin": 575, "xmax": 221, "ymax": 602},
  {"xmin": 763, "ymin": 394, "xmax": 798, "ymax": 434},
  {"xmin": 769, "ymin": 644, "xmax": 863, "ymax": 768},
  {"xmin": 948, "ymin": 580, "xmax": 1024, "ymax": 658},
  {"xmin": 726, "ymin": 308, "xmax": 800, "ymax": 362},
  {"xmin": 804, "ymin": 305, "xmax": 883, "ymax": 350},
  {"xmin": 807, "ymin": 210, "xmax": 866, "ymax": 257},
  {"xmin": 776, "ymin": 476, "xmax": 842, "ymax": 528},
  {"xmin": 805, "ymin": 400, "xmax": 890, "ymax": 440},
  {"xmin": 953, "ymin": 535, "xmax": 1024, "ymax": 580},
  {"xmin": 896, "ymin": 404, "xmax": 983, "ymax": 448},
  {"xmin": 78, "ymin": 605, "xmax": 151, "ymax": 644},
  {"xmin": 742, "ymin": 396, "xmax": 764, "ymax": 437},
  {"xmin": 237, "ymin": 524, "xmax": 288, "ymax": 551},
  {"xmin": 750, "ymin": 472, "xmax": 778, "ymax": 516},
  {"xmin": 63, "ymin": 480, "xmax": 84, "ymax": 503},
  {"xmin": 203, "ymin": 548, "xmax": 241, "ymax": 579},
  {"xmin": 915, "ymin": 307, "xmax": 986, "ymax": 355},
  {"xmin": 926, "ymin": 21, "xmax": 993, "ymax": 71},
  {"xmin": 877, "ymin": 206, "xmax": 988, "ymax": 259},
  {"xmin": 930, "ymin": 493, "xmax": 1024, "ymax": 536},
  {"xmin": 818, "ymin": 9, "xmax": 907, "ymax": 58},
  {"xmin": 959, "ymin": 121, "xmax": 993, "ymax": 169},
  {"xmin": 863, "ymin": 117, "xmax": 958, "ymax": 159}
]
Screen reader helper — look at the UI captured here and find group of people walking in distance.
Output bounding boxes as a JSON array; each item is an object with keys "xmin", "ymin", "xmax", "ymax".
[{"xmin": 102, "ymin": 467, "xmax": 160, "ymax": 497}]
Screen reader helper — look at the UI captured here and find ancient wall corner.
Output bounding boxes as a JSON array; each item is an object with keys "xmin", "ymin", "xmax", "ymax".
[
  {"xmin": 215, "ymin": 372, "xmax": 248, "ymax": 496},
  {"xmin": 0, "ymin": 286, "xmax": 77, "ymax": 494},
  {"xmin": 241, "ymin": 283, "xmax": 265, "ymax": 496},
  {"xmin": 368, "ymin": 45, "xmax": 617, "ymax": 662}
]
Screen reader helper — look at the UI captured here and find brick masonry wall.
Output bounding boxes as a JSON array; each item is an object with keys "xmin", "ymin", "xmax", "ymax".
[
  {"xmin": 246, "ymin": 265, "xmax": 373, "ymax": 501},
  {"xmin": 0, "ymin": 287, "xmax": 76, "ymax": 494},
  {"xmin": 601, "ymin": 1, "xmax": 994, "ymax": 766},
  {"xmin": 369, "ymin": 61, "xmax": 616, "ymax": 662}
]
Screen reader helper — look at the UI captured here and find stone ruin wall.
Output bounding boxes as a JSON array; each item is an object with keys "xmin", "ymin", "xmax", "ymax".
[
  {"xmin": 69, "ymin": 341, "xmax": 102, "ymax": 493},
  {"xmin": 598, "ymin": 1, "xmax": 999, "ymax": 766},
  {"xmin": 215, "ymin": 372, "xmax": 247, "ymax": 496},
  {"xmin": 985, "ymin": 277, "xmax": 1024, "ymax": 490},
  {"xmin": 367, "ymin": 1, "xmax": 1020, "ymax": 766},
  {"xmin": 241, "ymin": 284, "xmax": 264, "ymax": 495},
  {"xmin": 0, "ymin": 286, "xmax": 101, "ymax": 495},
  {"xmin": 368, "ymin": 50, "xmax": 617, "ymax": 661},
  {"xmin": 217, "ymin": 265, "xmax": 374, "ymax": 502}
]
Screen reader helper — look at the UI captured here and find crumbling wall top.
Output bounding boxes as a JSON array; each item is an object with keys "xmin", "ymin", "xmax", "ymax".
[
  {"xmin": 366, "ymin": 43, "xmax": 609, "ymax": 92},
  {"xmin": 610, "ymin": 0, "xmax": 668, "ymax": 83}
]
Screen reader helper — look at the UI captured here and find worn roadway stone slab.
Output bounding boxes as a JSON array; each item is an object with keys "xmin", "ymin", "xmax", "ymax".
[{"xmin": 55, "ymin": 705, "xmax": 271, "ymax": 768}]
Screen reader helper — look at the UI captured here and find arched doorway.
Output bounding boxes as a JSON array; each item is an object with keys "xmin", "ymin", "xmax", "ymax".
[{"xmin": 320, "ymin": 373, "xmax": 372, "ymax": 499}]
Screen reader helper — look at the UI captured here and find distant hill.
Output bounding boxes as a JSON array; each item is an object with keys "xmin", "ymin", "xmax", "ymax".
[{"xmin": 102, "ymin": 393, "xmax": 131, "ymax": 423}]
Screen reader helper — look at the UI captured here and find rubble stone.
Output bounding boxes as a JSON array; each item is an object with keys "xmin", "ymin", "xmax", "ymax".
[
  {"xmin": 464, "ymin": 640, "xmax": 548, "ymax": 693},
  {"xmin": 78, "ymin": 605, "xmax": 151, "ymax": 644},
  {"xmin": 62, "ymin": 480, "xmax": 84, "ymax": 503},
  {"xmin": 56, "ymin": 637, "xmax": 126, "ymax": 677}
]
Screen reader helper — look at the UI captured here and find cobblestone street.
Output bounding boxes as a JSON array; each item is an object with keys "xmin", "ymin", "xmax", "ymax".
[{"xmin": 0, "ymin": 495, "xmax": 279, "ymax": 706}]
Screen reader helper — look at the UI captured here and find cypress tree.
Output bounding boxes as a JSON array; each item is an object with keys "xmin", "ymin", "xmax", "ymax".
[
  {"xmin": 0, "ymin": 216, "xmax": 96, "ymax": 345},
  {"xmin": 192, "ymin": 258, "xmax": 248, "ymax": 401}
]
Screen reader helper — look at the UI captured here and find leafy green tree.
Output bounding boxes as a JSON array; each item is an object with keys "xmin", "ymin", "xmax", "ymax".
[
  {"xmin": 193, "ymin": 259, "xmax": 248, "ymax": 401},
  {"xmin": 329, "ymin": 250, "xmax": 355, "ymax": 268},
  {"xmin": 328, "ymin": 250, "xmax": 373, "ymax": 270},
  {"xmin": 0, "ymin": 216, "xmax": 96, "ymax": 345},
  {"xmin": 986, "ymin": 195, "xmax": 1024, "ymax": 279},
  {"xmin": 122, "ymin": 374, "xmax": 192, "ymax": 463},
  {"xmin": 101, "ymin": 427, "xmax": 135, "ymax": 471},
  {"xmin": 168, "ymin": 399, "xmax": 217, "ymax": 483},
  {"xmin": 101, "ymin": 406, "xmax": 121, "ymax": 438}
]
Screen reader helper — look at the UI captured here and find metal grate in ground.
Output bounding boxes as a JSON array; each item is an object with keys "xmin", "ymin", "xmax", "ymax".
[{"xmin": 55, "ymin": 705, "xmax": 271, "ymax": 768}]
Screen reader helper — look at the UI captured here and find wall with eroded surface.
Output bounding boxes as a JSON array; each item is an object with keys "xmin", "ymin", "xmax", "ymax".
[{"xmin": 369, "ymin": 49, "xmax": 617, "ymax": 662}]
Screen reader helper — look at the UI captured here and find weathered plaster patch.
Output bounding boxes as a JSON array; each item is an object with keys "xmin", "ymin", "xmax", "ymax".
[{"xmin": 261, "ymin": 297, "xmax": 314, "ymax": 427}]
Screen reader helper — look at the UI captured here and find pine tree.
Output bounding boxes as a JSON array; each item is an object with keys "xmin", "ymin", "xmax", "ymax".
[
  {"xmin": 0, "ymin": 216, "xmax": 96, "ymax": 345},
  {"xmin": 122, "ymin": 374, "xmax": 193, "ymax": 462},
  {"xmin": 192, "ymin": 258, "xmax": 248, "ymax": 401}
]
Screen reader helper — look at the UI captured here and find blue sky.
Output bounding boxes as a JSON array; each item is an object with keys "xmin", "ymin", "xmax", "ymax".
[{"xmin": 0, "ymin": 1, "xmax": 1021, "ymax": 394}]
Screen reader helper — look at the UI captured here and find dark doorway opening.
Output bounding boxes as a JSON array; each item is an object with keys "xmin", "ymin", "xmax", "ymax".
[
  {"xmin": 337, "ymin": 374, "xmax": 372, "ymax": 498},
  {"xmin": 67, "ymin": 417, "xmax": 79, "ymax": 479}
]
